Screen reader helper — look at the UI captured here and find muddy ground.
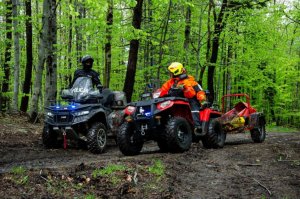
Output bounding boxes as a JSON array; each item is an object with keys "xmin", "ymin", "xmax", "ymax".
[{"xmin": 0, "ymin": 115, "xmax": 299, "ymax": 199}]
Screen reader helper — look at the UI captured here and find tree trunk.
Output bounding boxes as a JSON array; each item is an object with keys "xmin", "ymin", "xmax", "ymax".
[
  {"xmin": 29, "ymin": 0, "xmax": 57, "ymax": 122},
  {"xmin": 75, "ymin": 0, "xmax": 84, "ymax": 60},
  {"xmin": 12, "ymin": 0, "xmax": 20, "ymax": 113},
  {"xmin": 199, "ymin": 0, "xmax": 212, "ymax": 85},
  {"xmin": 225, "ymin": 44, "xmax": 232, "ymax": 111},
  {"xmin": 193, "ymin": 4, "xmax": 206, "ymax": 81},
  {"xmin": 67, "ymin": 0, "xmax": 73, "ymax": 86},
  {"xmin": 20, "ymin": 0, "xmax": 33, "ymax": 113},
  {"xmin": 143, "ymin": 0, "xmax": 150, "ymax": 68},
  {"xmin": 44, "ymin": 0, "xmax": 57, "ymax": 107},
  {"xmin": 1, "ymin": 0, "xmax": 12, "ymax": 112},
  {"xmin": 183, "ymin": 2, "xmax": 191, "ymax": 65},
  {"xmin": 207, "ymin": 0, "xmax": 228, "ymax": 104},
  {"xmin": 104, "ymin": 0, "xmax": 113, "ymax": 88},
  {"xmin": 156, "ymin": 0, "xmax": 171, "ymax": 80},
  {"xmin": 123, "ymin": 0, "xmax": 143, "ymax": 102}
]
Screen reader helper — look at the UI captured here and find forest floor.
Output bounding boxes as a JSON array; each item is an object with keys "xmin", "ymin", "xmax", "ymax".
[{"xmin": 0, "ymin": 115, "xmax": 299, "ymax": 199}]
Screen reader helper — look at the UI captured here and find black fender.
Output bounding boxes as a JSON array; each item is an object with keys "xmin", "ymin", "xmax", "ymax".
[{"xmin": 85, "ymin": 107, "xmax": 110, "ymax": 128}]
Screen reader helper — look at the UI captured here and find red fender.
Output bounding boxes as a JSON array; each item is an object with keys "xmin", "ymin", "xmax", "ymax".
[{"xmin": 200, "ymin": 108, "xmax": 222, "ymax": 122}]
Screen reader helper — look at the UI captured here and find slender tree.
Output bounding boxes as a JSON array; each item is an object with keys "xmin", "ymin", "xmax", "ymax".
[
  {"xmin": 183, "ymin": 1, "xmax": 191, "ymax": 65},
  {"xmin": 104, "ymin": 0, "xmax": 113, "ymax": 88},
  {"xmin": 29, "ymin": 0, "xmax": 57, "ymax": 122},
  {"xmin": 67, "ymin": 0, "xmax": 73, "ymax": 86},
  {"xmin": 44, "ymin": 0, "xmax": 57, "ymax": 107},
  {"xmin": 199, "ymin": 1, "xmax": 212, "ymax": 85},
  {"xmin": 156, "ymin": 0, "xmax": 171, "ymax": 80},
  {"xmin": 12, "ymin": 0, "xmax": 20, "ymax": 113},
  {"xmin": 123, "ymin": 0, "xmax": 144, "ymax": 102},
  {"xmin": 207, "ymin": 0, "xmax": 228, "ymax": 104},
  {"xmin": 75, "ymin": 0, "xmax": 84, "ymax": 60},
  {"xmin": 20, "ymin": 0, "xmax": 33, "ymax": 113},
  {"xmin": 1, "ymin": 0, "xmax": 13, "ymax": 112}
]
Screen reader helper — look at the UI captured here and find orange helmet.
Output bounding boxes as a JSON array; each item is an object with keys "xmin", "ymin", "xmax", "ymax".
[{"xmin": 168, "ymin": 62, "xmax": 184, "ymax": 76}]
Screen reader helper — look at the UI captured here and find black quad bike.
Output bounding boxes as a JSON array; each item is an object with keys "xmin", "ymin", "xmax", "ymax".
[
  {"xmin": 43, "ymin": 77, "xmax": 126, "ymax": 154},
  {"xmin": 117, "ymin": 88, "xmax": 225, "ymax": 156}
]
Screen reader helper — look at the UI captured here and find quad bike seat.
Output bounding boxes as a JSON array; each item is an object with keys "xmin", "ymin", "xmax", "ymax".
[{"xmin": 100, "ymin": 88, "xmax": 115, "ymax": 107}]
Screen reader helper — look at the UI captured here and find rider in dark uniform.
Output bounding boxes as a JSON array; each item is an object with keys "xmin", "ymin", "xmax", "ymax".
[
  {"xmin": 70, "ymin": 55, "xmax": 102, "ymax": 90},
  {"xmin": 70, "ymin": 55, "xmax": 117, "ymax": 107}
]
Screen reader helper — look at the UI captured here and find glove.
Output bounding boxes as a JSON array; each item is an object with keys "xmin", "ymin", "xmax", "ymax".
[
  {"xmin": 97, "ymin": 84, "xmax": 103, "ymax": 93},
  {"xmin": 177, "ymin": 84, "xmax": 184, "ymax": 90},
  {"xmin": 201, "ymin": 101, "xmax": 209, "ymax": 108},
  {"xmin": 197, "ymin": 90, "xmax": 206, "ymax": 103}
]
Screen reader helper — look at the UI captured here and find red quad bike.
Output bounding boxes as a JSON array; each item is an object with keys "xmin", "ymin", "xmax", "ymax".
[
  {"xmin": 219, "ymin": 93, "xmax": 266, "ymax": 143},
  {"xmin": 117, "ymin": 88, "xmax": 225, "ymax": 156}
]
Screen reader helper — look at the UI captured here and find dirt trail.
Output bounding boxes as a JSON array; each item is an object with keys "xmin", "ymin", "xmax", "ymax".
[{"xmin": 0, "ymin": 116, "xmax": 299, "ymax": 198}]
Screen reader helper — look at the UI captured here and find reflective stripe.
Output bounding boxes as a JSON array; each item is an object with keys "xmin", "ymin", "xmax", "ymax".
[
  {"xmin": 191, "ymin": 111, "xmax": 199, "ymax": 113},
  {"xmin": 197, "ymin": 84, "xmax": 203, "ymax": 90}
]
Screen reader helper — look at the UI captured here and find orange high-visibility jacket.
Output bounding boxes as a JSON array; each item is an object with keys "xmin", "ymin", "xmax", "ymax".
[{"xmin": 159, "ymin": 75, "xmax": 206, "ymax": 101}]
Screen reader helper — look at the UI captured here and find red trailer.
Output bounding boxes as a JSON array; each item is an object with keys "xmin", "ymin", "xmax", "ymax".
[{"xmin": 219, "ymin": 93, "xmax": 266, "ymax": 143}]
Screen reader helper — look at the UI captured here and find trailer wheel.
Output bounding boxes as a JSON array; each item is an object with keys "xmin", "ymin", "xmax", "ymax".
[
  {"xmin": 250, "ymin": 118, "xmax": 266, "ymax": 143},
  {"xmin": 87, "ymin": 122, "xmax": 107, "ymax": 154},
  {"xmin": 165, "ymin": 117, "xmax": 192, "ymax": 153},
  {"xmin": 202, "ymin": 118, "xmax": 226, "ymax": 149},
  {"xmin": 42, "ymin": 124, "xmax": 58, "ymax": 148},
  {"xmin": 117, "ymin": 122, "xmax": 143, "ymax": 156}
]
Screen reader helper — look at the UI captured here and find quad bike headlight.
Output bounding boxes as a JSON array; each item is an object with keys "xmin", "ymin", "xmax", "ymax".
[
  {"xmin": 152, "ymin": 89, "xmax": 162, "ymax": 99},
  {"xmin": 46, "ymin": 112, "xmax": 54, "ymax": 118},
  {"xmin": 157, "ymin": 100, "xmax": 174, "ymax": 110},
  {"xmin": 75, "ymin": 110, "xmax": 90, "ymax": 116},
  {"xmin": 125, "ymin": 106, "xmax": 136, "ymax": 115}
]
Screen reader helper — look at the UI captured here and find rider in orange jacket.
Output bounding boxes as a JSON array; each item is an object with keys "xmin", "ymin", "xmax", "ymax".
[{"xmin": 159, "ymin": 62, "xmax": 206, "ymax": 135}]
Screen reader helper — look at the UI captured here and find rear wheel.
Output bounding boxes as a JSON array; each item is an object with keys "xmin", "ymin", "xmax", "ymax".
[
  {"xmin": 117, "ymin": 122, "xmax": 143, "ymax": 156},
  {"xmin": 202, "ymin": 118, "xmax": 226, "ymax": 149},
  {"xmin": 165, "ymin": 117, "xmax": 192, "ymax": 153},
  {"xmin": 42, "ymin": 124, "xmax": 58, "ymax": 148},
  {"xmin": 87, "ymin": 122, "xmax": 107, "ymax": 154},
  {"xmin": 250, "ymin": 118, "xmax": 266, "ymax": 143}
]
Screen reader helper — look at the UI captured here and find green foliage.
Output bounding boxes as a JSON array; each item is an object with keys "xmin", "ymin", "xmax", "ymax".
[
  {"xmin": 10, "ymin": 166, "xmax": 29, "ymax": 185},
  {"xmin": 11, "ymin": 166, "xmax": 26, "ymax": 175},
  {"xmin": 85, "ymin": 195, "xmax": 96, "ymax": 199},
  {"xmin": 266, "ymin": 124, "xmax": 300, "ymax": 133},
  {"xmin": 92, "ymin": 164, "xmax": 127, "ymax": 186},
  {"xmin": 92, "ymin": 164, "xmax": 126, "ymax": 178},
  {"xmin": 148, "ymin": 159, "xmax": 165, "ymax": 177}
]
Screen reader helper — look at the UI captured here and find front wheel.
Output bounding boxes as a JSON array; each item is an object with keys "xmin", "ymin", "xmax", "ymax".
[
  {"xmin": 250, "ymin": 119, "xmax": 266, "ymax": 143},
  {"xmin": 42, "ymin": 124, "xmax": 58, "ymax": 148},
  {"xmin": 87, "ymin": 122, "xmax": 107, "ymax": 154},
  {"xmin": 117, "ymin": 122, "xmax": 143, "ymax": 156},
  {"xmin": 165, "ymin": 117, "xmax": 192, "ymax": 153},
  {"xmin": 202, "ymin": 118, "xmax": 226, "ymax": 149}
]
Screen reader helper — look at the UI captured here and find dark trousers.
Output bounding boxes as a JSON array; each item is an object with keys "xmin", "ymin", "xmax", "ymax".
[{"xmin": 188, "ymin": 98, "xmax": 201, "ymax": 127}]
